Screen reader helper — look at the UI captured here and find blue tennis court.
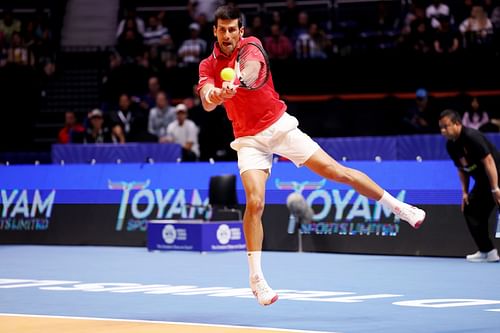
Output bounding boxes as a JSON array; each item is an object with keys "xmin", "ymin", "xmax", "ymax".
[{"xmin": 1, "ymin": 245, "xmax": 499, "ymax": 332}]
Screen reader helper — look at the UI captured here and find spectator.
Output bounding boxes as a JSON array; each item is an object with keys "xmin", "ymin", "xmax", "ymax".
[
  {"xmin": 117, "ymin": 26, "xmax": 144, "ymax": 63},
  {"xmin": 109, "ymin": 93, "xmax": 146, "ymax": 142},
  {"xmin": 178, "ymin": 22, "xmax": 207, "ymax": 66},
  {"xmin": 408, "ymin": 17, "xmax": 433, "ymax": 54},
  {"xmin": 290, "ymin": 11, "xmax": 309, "ymax": 42},
  {"xmin": 6, "ymin": 32, "xmax": 34, "ymax": 66},
  {"xmin": 402, "ymin": 88, "xmax": 437, "ymax": 134},
  {"xmin": 462, "ymin": 96, "xmax": 490, "ymax": 131},
  {"xmin": 140, "ymin": 76, "xmax": 162, "ymax": 111},
  {"xmin": 116, "ymin": 8, "xmax": 145, "ymax": 38},
  {"xmin": 194, "ymin": 12, "xmax": 213, "ymax": 44},
  {"xmin": 433, "ymin": 16, "xmax": 460, "ymax": 54},
  {"xmin": 426, "ymin": 0, "xmax": 451, "ymax": 29},
  {"xmin": 33, "ymin": 26, "xmax": 56, "ymax": 76},
  {"xmin": 188, "ymin": 0, "xmax": 224, "ymax": 23},
  {"xmin": 264, "ymin": 24, "xmax": 293, "ymax": 59},
  {"xmin": 295, "ymin": 23, "xmax": 329, "ymax": 59},
  {"xmin": 459, "ymin": 4, "xmax": 495, "ymax": 51},
  {"xmin": 57, "ymin": 111, "xmax": 85, "ymax": 144},
  {"xmin": 148, "ymin": 91, "xmax": 176, "ymax": 141},
  {"xmin": 143, "ymin": 15, "xmax": 172, "ymax": 48},
  {"xmin": 247, "ymin": 15, "xmax": 266, "ymax": 42},
  {"xmin": 0, "ymin": 10, "xmax": 21, "ymax": 44},
  {"xmin": 83, "ymin": 109, "xmax": 116, "ymax": 144},
  {"xmin": 398, "ymin": 5, "xmax": 426, "ymax": 52},
  {"xmin": 165, "ymin": 103, "xmax": 200, "ymax": 161}
]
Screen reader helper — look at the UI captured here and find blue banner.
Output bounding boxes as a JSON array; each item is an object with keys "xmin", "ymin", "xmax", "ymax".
[{"xmin": 0, "ymin": 161, "xmax": 462, "ymax": 208}]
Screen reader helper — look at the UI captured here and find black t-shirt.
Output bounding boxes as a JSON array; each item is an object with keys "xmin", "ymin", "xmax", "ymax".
[{"xmin": 446, "ymin": 126, "xmax": 500, "ymax": 186}]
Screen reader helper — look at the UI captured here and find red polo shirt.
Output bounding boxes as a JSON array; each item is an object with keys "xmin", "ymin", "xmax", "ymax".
[{"xmin": 198, "ymin": 36, "xmax": 286, "ymax": 138}]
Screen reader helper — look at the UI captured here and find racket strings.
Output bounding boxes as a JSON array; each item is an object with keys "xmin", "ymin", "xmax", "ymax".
[{"xmin": 238, "ymin": 45, "xmax": 269, "ymax": 89}]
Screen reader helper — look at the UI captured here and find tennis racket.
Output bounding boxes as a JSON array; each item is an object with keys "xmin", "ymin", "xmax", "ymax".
[{"xmin": 234, "ymin": 42, "xmax": 270, "ymax": 90}]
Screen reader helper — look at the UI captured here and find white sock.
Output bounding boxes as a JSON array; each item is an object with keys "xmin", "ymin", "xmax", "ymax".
[
  {"xmin": 247, "ymin": 251, "xmax": 264, "ymax": 280},
  {"xmin": 378, "ymin": 191, "xmax": 403, "ymax": 211}
]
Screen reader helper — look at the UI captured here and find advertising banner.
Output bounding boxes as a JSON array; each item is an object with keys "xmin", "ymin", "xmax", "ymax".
[
  {"xmin": 1, "ymin": 161, "xmax": 499, "ymax": 256},
  {"xmin": 147, "ymin": 220, "xmax": 246, "ymax": 252}
]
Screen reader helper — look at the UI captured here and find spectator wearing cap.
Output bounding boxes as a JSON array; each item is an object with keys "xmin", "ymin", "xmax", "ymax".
[
  {"xmin": 83, "ymin": 109, "xmax": 117, "ymax": 144},
  {"xmin": 401, "ymin": 88, "xmax": 438, "ymax": 134},
  {"xmin": 164, "ymin": 103, "xmax": 200, "ymax": 161},
  {"xmin": 177, "ymin": 22, "xmax": 207, "ymax": 66}
]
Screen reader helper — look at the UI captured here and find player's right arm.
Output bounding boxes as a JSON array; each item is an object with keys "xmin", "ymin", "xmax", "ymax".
[{"xmin": 200, "ymin": 83, "xmax": 225, "ymax": 112}]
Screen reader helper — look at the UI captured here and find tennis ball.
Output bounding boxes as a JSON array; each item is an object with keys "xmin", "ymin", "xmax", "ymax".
[{"xmin": 220, "ymin": 67, "xmax": 236, "ymax": 81}]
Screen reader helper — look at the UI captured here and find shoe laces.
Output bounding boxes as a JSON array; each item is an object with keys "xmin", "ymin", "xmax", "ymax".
[
  {"xmin": 394, "ymin": 205, "xmax": 416, "ymax": 220},
  {"xmin": 253, "ymin": 279, "xmax": 273, "ymax": 297}
]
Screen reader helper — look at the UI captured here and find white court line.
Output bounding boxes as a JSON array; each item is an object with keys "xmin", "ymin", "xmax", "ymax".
[
  {"xmin": 485, "ymin": 309, "xmax": 500, "ymax": 312},
  {"xmin": 0, "ymin": 313, "xmax": 339, "ymax": 333}
]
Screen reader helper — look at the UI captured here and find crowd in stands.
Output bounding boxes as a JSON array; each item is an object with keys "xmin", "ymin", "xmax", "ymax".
[
  {"xmin": 401, "ymin": 88, "xmax": 500, "ymax": 134},
  {"xmin": 33, "ymin": 0, "xmax": 500, "ymax": 162},
  {"xmin": 0, "ymin": 8, "xmax": 56, "ymax": 76},
  {"xmin": 108, "ymin": 0, "xmax": 500, "ymax": 74}
]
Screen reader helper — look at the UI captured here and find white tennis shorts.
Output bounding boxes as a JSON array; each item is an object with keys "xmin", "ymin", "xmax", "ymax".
[{"xmin": 230, "ymin": 112, "xmax": 320, "ymax": 174}]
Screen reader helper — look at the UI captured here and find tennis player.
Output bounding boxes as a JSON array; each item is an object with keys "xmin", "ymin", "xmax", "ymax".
[{"xmin": 198, "ymin": 5, "xmax": 426, "ymax": 306}]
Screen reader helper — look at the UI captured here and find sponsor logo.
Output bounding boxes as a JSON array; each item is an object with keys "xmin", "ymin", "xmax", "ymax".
[
  {"xmin": 162, "ymin": 225, "xmax": 177, "ymax": 244},
  {"xmin": 215, "ymin": 224, "xmax": 242, "ymax": 247},
  {"xmin": 216, "ymin": 224, "xmax": 231, "ymax": 245},
  {"xmin": 0, "ymin": 190, "xmax": 56, "ymax": 231},
  {"xmin": 275, "ymin": 179, "xmax": 406, "ymax": 237},
  {"xmin": 108, "ymin": 180, "xmax": 209, "ymax": 231}
]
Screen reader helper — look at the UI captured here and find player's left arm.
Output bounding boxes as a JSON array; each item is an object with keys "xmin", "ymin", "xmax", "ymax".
[
  {"xmin": 198, "ymin": 59, "xmax": 237, "ymax": 112},
  {"xmin": 481, "ymin": 154, "xmax": 500, "ymax": 204}
]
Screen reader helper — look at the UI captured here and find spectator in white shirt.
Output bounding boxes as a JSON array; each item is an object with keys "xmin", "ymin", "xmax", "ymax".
[
  {"xmin": 178, "ymin": 22, "xmax": 207, "ymax": 66},
  {"xmin": 148, "ymin": 91, "xmax": 176, "ymax": 140},
  {"xmin": 426, "ymin": 0, "xmax": 450, "ymax": 29},
  {"xmin": 165, "ymin": 103, "xmax": 200, "ymax": 161}
]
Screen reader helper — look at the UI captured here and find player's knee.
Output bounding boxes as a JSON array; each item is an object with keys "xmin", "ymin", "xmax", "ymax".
[{"xmin": 245, "ymin": 195, "xmax": 265, "ymax": 214}]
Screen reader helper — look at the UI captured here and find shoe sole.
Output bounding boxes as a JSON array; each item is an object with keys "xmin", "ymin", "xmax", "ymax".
[
  {"xmin": 261, "ymin": 294, "xmax": 279, "ymax": 306},
  {"xmin": 252, "ymin": 288, "xmax": 279, "ymax": 306},
  {"xmin": 466, "ymin": 258, "xmax": 487, "ymax": 262}
]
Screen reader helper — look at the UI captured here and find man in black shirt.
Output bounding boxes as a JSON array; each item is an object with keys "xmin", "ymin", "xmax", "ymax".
[{"xmin": 439, "ymin": 109, "xmax": 500, "ymax": 262}]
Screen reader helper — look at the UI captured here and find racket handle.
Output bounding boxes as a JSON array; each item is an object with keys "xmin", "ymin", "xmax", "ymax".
[{"xmin": 222, "ymin": 81, "xmax": 237, "ymax": 90}]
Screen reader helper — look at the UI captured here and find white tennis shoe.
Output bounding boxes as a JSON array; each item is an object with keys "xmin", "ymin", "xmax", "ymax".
[
  {"xmin": 250, "ymin": 275, "xmax": 278, "ymax": 306},
  {"xmin": 393, "ymin": 204, "xmax": 426, "ymax": 229},
  {"xmin": 466, "ymin": 249, "xmax": 500, "ymax": 262}
]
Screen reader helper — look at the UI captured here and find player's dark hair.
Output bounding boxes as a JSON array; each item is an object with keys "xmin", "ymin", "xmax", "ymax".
[
  {"xmin": 214, "ymin": 5, "xmax": 244, "ymax": 28},
  {"xmin": 440, "ymin": 109, "xmax": 462, "ymax": 124}
]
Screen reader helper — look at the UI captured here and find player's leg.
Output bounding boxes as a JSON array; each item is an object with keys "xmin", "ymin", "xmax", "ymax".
[
  {"xmin": 240, "ymin": 168, "xmax": 268, "ymax": 253},
  {"xmin": 273, "ymin": 117, "xmax": 426, "ymax": 228},
  {"xmin": 240, "ymin": 169, "xmax": 279, "ymax": 306},
  {"xmin": 303, "ymin": 148, "xmax": 425, "ymax": 228},
  {"xmin": 305, "ymin": 148, "xmax": 384, "ymax": 199},
  {"xmin": 232, "ymin": 140, "xmax": 279, "ymax": 306}
]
